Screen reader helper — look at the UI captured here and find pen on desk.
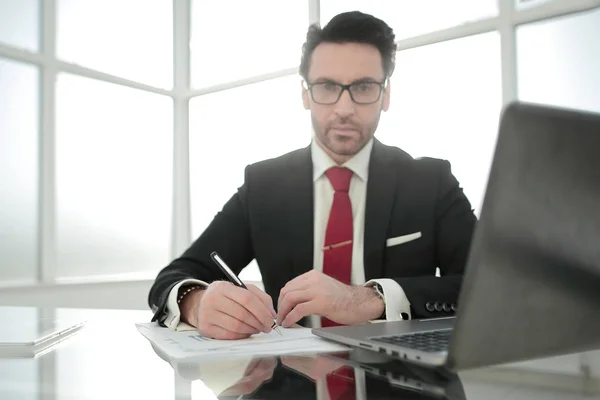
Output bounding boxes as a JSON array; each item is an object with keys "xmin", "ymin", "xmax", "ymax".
[{"xmin": 210, "ymin": 251, "xmax": 282, "ymax": 335}]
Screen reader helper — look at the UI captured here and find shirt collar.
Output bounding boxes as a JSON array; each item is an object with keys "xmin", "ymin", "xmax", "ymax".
[{"xmin": 311, "ymin": 137, "xmax": 373, "ymax": 182}]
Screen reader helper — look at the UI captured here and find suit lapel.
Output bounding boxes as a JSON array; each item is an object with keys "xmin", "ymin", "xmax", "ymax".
[
  {"xmin": 284, "ymin": 146, "xmax": 314, "ymax": 279},
  {"xmin": 363, "ymin": 139, "xmax": 407, "ymax": 281}
]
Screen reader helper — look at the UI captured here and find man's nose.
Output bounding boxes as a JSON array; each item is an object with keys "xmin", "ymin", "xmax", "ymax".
[{"xmin": 333, "ymin": 88, "xmax": 356, "ymax": 118}]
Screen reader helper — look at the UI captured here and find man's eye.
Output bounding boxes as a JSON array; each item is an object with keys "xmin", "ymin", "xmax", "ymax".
[
  {"xmin": 354, "ymin": 83, "xmax": 373, "ymax": 93},
  {"xmin": 322, "ymin": 83, "xmax": 338, "ymax": 92}
]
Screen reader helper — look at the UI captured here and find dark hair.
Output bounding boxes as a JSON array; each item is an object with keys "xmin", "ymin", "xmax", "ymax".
[{"xmin": 299, "ymin": 11, "xmax": 397, "ymax": 81}]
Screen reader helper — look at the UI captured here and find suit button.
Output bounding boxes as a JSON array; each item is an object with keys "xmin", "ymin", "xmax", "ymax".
[
  {"xmin": 451, "ymin": 303, "xmax": 457, "ymax": 312},
  {"xmin": 442, "ymin": 303, "xmax": 451, "ymax": 312},
  {"xmin": 434, "ymin": 302, "xmax": 443, "ymax": 312},
  {"xmin": 425, "ymin": 302, "xmax": 435, "ymax": 312}
]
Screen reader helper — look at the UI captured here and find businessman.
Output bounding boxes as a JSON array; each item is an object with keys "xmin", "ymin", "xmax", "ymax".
[{"xmin": 148, "ymin": 11, "xmax": 477, "ymax": 340}]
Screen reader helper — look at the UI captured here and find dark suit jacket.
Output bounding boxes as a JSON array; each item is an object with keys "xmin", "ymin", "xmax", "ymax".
[{"xmin": 148, "ymin": 139, "xmax": 477, "ymax": 325}]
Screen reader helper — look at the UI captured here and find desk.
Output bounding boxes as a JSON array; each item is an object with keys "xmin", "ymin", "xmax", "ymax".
[{"xmin": 0, "ymin": 308, "xmax": 598, "ymax": 400}]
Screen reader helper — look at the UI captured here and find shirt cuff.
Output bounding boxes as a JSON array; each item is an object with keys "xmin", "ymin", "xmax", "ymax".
[
  {"xmin": 163, "ymin": 278, "xmax": 209, "ymax": 331},
  {"xmin": 364, "ymin": 278, "xmax": 411, "ymax": 322}
]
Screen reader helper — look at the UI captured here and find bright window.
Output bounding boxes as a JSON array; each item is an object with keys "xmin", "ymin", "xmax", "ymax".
[
  {"xmin": 57, "ymin": 0, "xmax": 173, "ymax": 88},
  {"xmin": 0, "ymin": 58, "xmax": 39, "ymax": 283},
  {"xmin": 55, "ymin": 74, "xmax": 173, "ymax": 279},
  {"xmin": 320, "ymin": 0, "xmax": 497, "ymax": 39},
  {"xmin": 517, "ymin": 8, "xmax": 600, "ymax": 113},
  {"xmin": 376, "ymin": 33, "xmax": 502, "ymax": 215},
  {"xmin": 0, "ymin": 0, "xmax": 40, "ymax": 52},
  {"xmin": 191, "ymin": 0, "xmax": 308, "ymax": 88},
  {"xmin": 189, "ymin": 75, "xmax": 311, "ymax": 280}
]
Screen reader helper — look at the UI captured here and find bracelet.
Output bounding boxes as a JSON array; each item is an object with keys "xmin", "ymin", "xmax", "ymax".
[{"xmin": 177, "ymin": 285, "xmax": 203, "ymax": 304}]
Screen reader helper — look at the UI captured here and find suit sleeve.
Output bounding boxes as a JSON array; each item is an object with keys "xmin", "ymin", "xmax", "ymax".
[
  {"xmin": 391, "ymin": 160, "xmax": 477, "ymax": 319},
  {"xmin": 147, "ymin": 168, "xmax": 255, "ymax": 325}
]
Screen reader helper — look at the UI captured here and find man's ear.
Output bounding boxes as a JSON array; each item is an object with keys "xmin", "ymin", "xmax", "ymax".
[
  {"xmin": 301, "ymin": 81, "xmax": 310, "ymax": 110},
  {"xmin": 382, "ymin": 79, "xmax": 391, "ymax": 112}
]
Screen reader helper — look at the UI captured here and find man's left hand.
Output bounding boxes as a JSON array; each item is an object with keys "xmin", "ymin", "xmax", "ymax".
[{"xmin": 276, "ymin": 270, "xmax": 385, "ymax": 327}]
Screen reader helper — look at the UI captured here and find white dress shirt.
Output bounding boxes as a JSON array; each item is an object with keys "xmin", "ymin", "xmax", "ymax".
[
  {"xmin": 309, "ymin": 138, "xmax": 410, "ymax": 328},
  {"xmin": 161, "ymin": 138, "xmax": 411, "ymax": 331}
]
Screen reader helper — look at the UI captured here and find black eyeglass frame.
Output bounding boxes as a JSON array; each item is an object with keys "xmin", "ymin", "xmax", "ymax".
[{"xmin": 303, "ymin": 79, "xmax": 388, "ymax": 105}]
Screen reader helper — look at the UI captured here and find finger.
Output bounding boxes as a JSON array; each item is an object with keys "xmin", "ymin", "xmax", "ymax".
[
  {"xmin": 277, "ymin": 289, "xmax": 313, "ymax": 325},
  {"xmin": 262, "ymin": 358, "xmax": 278, "ymax": 373},
  {"xmin": 278, "ymin": 278, "xmax": 312, "ymax": 309},
  {"xmin": 221, "ymin": 378, "xmax": 262, "ymax": 397},
  {"xmin": 247, "ymin": 285, "xmax": 276, "ymax": 317},
  {"xmin": 225, "ymin": 286, "xmax": 275, "ymax": 332},
  {"xmin": 281, "ymin": 271, "xmax": 314, "ymax": 292},
  {"xmin": 214, "ymin": 296, "xmax": 267, "ymax": 334},
  {"xmin": 243, "ymin": 358, "xmax": 262, "ymax": 376},
  {"xmin": 282, "ymin": 300, "xmax": 319, "ymax": 328},
  {"xmin": 200, "ymin": 283, "xmax": 264, "ymax": 333},
  {"xmin": 197, "ymin": 323, "xmax": 252, "ymax": 340},
  {"xmin": 224, "ymin": 359, "xmax": 275, "ymax": 396},
  {"xmin": 211, "ymin": 309, "xmax": 263, "ymax": 335},
  {"xmin": 251, "ymin": 357, "xmax": 277, "ymax": 377}
]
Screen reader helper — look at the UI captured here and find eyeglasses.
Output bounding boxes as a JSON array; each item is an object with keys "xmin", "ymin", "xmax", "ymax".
[{"xmin": 305, "ymin": 80, "xmax": 386, "ymax": 105}]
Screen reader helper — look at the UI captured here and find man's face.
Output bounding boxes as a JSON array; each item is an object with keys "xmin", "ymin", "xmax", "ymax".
[{"xmin": 302, "ymin": 42, "xmax": 390, "ymax": 163}]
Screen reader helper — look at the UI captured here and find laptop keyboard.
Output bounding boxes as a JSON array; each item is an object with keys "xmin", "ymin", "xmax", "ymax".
[{"xmin": 370, "ymin": 329, "xmax": 452, "ymax": 353}]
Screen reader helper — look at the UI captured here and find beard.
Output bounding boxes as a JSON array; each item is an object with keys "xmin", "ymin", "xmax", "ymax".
[{"xmin": 311, "ymin": 112, "xmax": 382, "ymax": 158}]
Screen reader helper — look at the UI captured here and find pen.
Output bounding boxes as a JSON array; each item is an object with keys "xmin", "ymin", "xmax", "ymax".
[{"xmin": 210, "ymin": 251, "xmax": 282, "ymax": 335}]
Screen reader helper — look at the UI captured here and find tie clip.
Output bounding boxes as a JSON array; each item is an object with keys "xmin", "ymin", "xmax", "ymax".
[{"xmin": 322, "ymin": 240, "xmax": 352, "ymax": 251}]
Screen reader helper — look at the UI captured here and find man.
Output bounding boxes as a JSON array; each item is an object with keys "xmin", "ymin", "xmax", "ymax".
[{"xmin": 148, "ymin": 11, "xmax": 477, "ymax": 340}]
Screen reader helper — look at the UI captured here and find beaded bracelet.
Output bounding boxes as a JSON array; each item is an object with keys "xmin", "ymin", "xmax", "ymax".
[{"xmin": 177, "ymin": 285, "xmax": 203, "ymax": 304}]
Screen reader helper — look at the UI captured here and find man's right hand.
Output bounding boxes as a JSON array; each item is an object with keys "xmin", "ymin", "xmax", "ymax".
[{"xmin": 180, "ymin": 281, "xmax": 276, "ymax": 340}]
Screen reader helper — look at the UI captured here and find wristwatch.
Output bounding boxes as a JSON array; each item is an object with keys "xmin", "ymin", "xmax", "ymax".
[{"xmin": 372, "ymin": 283, "xmax": 386, "ymax": 319}]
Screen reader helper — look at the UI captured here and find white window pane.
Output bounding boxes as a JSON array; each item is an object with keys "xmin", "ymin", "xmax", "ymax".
[
  {"xmin": 57, "ymin": 0, "xmax": 173, "ymax": 88},
  {"xmin": 0, "ymin": 0, "xmax": 40, "ymax": 52},
  {"xmin": 320, "ymin": 0, "xmax": 497, "ymax": 40},
  {"xmin": 191, "ymin": 0, "xmax": 308, "ymax": 88},
  {"xmin": 189, "ymin": 75, "xmax": 311, "ymax": 280},
  {"xmin": 377, "ymin": 33, "xmax": 502, "ymax": 215},
  {"xmin": 0, "ymin": 58, "xmax": 39, "ymax": 283},
  {"xmin": 55, "ymin": 74, "xmax": 173, "ymax": 280},
  {"xmin": 517, "ymin": 8, "xmax": 600, "ymax": 114}
]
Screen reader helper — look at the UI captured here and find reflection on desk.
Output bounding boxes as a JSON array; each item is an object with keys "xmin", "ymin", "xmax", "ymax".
[
  {"xmin": 153, "ymin": 342, "xmax": 466, "ymax": 399},
  {"xmin": 0, "ymin": 307, "xmax": 598, "ymax": 400}
]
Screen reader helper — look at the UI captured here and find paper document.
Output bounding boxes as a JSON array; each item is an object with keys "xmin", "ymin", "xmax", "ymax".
[{"xmin": 136, "ymin": 322, "xmax": 348, "ymax": 360}]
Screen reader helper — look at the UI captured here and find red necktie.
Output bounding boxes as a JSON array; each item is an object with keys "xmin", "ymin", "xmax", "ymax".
[
  {"xmin": 322, "ymin": 166, "xmax": 353, "ymax": 328},
  {"xmin": 326, "ymin": 355, "xmax": 356, "ymax": 400}
]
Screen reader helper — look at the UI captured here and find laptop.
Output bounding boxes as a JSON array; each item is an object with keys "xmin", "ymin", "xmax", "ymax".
[
  {"xmin": 323, "ymin": 349, "xmax": 465, "ymax": 399},
  {"xmin": 312, "ymin": 101, "xmax": 600, "ymax": 371}
]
